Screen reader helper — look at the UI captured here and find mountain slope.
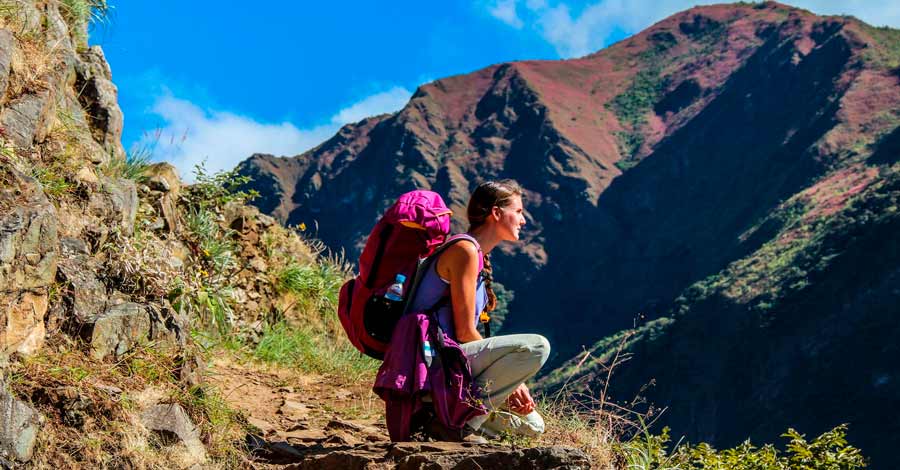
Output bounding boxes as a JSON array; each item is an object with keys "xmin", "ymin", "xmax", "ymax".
[{"xmin": 238, "ymin": 2, "xmax": 900, "ymax": 466}]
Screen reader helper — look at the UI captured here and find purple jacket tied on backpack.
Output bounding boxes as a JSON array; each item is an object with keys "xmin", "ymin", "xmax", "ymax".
[{"xmin": 373, "ymin": 312, "xmax": 487, "ymax": 441}]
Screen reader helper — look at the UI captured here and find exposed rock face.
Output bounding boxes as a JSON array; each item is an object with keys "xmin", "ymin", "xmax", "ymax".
[
  {"xmin": 88, "ymin": 176, "xmax": 139, "ymax": 238},
  {"xmin": 388, "ymin": 444, "xmax": 590, "ymax": 470},
  {"xmin": 0, "ymin": 380, "xmax": 42, "ymax": 463},
  {"xmin": 141, "ymin": 403, "xmax": 207, "ymax": 463},
  {"xmin": 74, "ymin": 46, "xmax": 125, "ymax": 161},
  {"xmin": 257, "ymin": 440, "xmax": 590, "ymax": 470},
  {"xmin": 90, "ymin": 302, "xmax": 150, "ymax": 359},
  {"xmin": 0, "ymin": 92, "xmax": 54, "ymax": 148},
  {"xmin": 0, "ymin": 166, "xmax": 57, "ymax": 356},
  {"xmin": 238, "ymin": 3, "xmax": 900, "ymax": 468},
  {"xmin": 57, "ymin": 237, "xmax": 107, "ymax": 324}
]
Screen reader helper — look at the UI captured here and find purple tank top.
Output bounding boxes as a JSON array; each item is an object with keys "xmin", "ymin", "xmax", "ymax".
[{"xmin": 407, "ymin": 241, "xmax": 487, "ymax": 341}]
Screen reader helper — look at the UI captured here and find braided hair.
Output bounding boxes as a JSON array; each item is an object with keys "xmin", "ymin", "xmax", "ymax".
[{"xmin": 466, "ymin": 179, "xmax": 523, "ymax": 313}]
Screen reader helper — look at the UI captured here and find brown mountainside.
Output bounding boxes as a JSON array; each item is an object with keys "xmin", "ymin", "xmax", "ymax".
[
  {"xmin": 239, "ymin": 2, "xmax": 900, "ymax": 466},
  {"xmin": 239, "ymin": 1, "xmax": 898, "ymax": 358}
]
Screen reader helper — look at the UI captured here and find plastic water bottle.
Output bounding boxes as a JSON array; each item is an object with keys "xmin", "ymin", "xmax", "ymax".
[{"xmin": 384, "ymin": 273, "xmax": 406, "ymax": 301}]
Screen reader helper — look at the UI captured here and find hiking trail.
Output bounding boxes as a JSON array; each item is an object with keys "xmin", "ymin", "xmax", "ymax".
[{"xmin": 207, "ymin": 358, "xmax": 590, "ymax": 469}]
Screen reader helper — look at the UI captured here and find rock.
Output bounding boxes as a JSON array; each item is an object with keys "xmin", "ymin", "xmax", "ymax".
[
  {"xmin": 42, "ymin": 2, "xmax": 77, "ymax": 76},
  {"xmin": 0, "ymin": 291, "xmax": 47, "ymax": 355},
  {"xmin": 141, "ymin": 403, "xmax": 206, "ymax": 463},
  {"xmin": 279, "ymin": 398, "xmax": 310, "ymax": 421},
  {"xmin": 0, "ymin": 92, "xmax": 53, "ymax": 148},
  {"xmin": 146, "ymin": 163, "xmax": 182, "ymax": 195},
  {"xmin": 90, "ymin": 302, "xmax": 150, "ymax": 359},
  {"xmin": 0, "ymin": 30, "xmax": 16, "ymax": 99},
  {"xmin": 325, "ymin": 418, "xmax": 376, "ymax": 434},
  {"xmin": 271, "ymin": 441, "xmax": 590, "ymax": 469},
  {"xmin": 247, "ymin": 416, "xmax": 277, "ymax": 436},
  {"xmin": 258, "ymin": 213, "xmax": 276, "ymax": 228},
  {"xmin": 3, "ymin": 2, "xmax": 41, "ymax": 35},
  {"xmin": 74, "ymin": 46, "xmax": 125, "ymax": 160},
  {"xmin": 323, "ymin": 431, "xmax": 362, "ymax": 446},
  {"xmin": 59, "ymin": 237, "xmax": 89, "ymax": 257},
  {"xmin": 88, "ymin": 176, "xmax": 138, "ymax": 236},
  {"xmin": 249, "ymin": 257, "xmax": 268, "ymax": 273},
  {"xmin": 57, "ymin": 242, "xmax": 107, "ymax": 324},
  {"xmin": 74, "ymin": 165, "xmax": 99, "ymax": 186},
  {"xmin": 0, "ymin": 380, "xmax": 42, "ymax": 463},
  {"xmin": 280, "ymin": 428, "xmax": 326, "ymax": 443},
  {"xmin": 0, "ymin": 166, "xmax": 57, "ymax": 357},
  {"xmin": 147, "ymin": 300, "xmax": 186, "ymax": 349}
]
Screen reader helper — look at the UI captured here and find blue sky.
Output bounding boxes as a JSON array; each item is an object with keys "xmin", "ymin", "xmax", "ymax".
[{"xmin": 90, "ymin": 0, "xmax": 900, "ymax": 180}]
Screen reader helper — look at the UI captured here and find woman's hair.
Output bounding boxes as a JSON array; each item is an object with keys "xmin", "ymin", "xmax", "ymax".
[{"xmin": 466, "ymin": 179, "xmax": 523, "ymax": 313}]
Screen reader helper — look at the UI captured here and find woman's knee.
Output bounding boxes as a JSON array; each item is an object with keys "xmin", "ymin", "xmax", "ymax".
[
  {"xmin": 527, "ymin": 334, "xmax": 551, "ymax": 368},
  {"xmin": 514, "ymin": 334, "xmax": 550, "ymax": 369}
]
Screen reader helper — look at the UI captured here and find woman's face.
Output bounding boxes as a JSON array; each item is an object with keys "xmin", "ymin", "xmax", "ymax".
[{"xmin": 493, "ymin": 195, "xmax": 526, "ymax": 241}]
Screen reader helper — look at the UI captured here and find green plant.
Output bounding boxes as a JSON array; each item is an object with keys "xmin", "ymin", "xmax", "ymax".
[
  {"xmin": 189, "ymin": 161, "xmax": 258, "ymax": 210},
  {"xmin": 276, "ymin": 261, "xmax": 345, "ymax": 316},
  {"xmin": 59, "ymin": 0, "xmax": 111, "ymax": 47},
  {"xmin": 617, "ymin": 424, "xmax": 867, "ymax": 469},
  {"xmin": 103, "ymin": 147, "xmax": 151, "ymax": 182},
  {"xmin": 31, "ymin": 164, "xmax": 73, "ymax": 199}
]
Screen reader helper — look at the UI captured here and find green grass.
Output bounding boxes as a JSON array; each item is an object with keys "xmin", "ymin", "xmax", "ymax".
[
  {"xmin": 59, "ymin": 0, "xmax": 111, "ymax": 47},
  {"xmin": 31, "ymin": 164, "xmax": 74, "ymax": 199},
  {"xmin": 103, "ymin": 147, "xmax": 152, "ymax": 183},
  {"xmin": 252, "ymin": 321, "xmax": 378, "ymax": 380},
  {"xmin": 277, "ymin": 262, "xmax": 346, "ymax": 315}
]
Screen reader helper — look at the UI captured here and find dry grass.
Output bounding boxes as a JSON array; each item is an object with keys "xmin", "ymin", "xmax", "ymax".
[
  {"xmin": 8, "ymin": 335, "xmax": 248, "ymax": 468},
  {"xmin": 8, "ymin": 32, "xmax": 65, "ymax": 97},
  {"xmin": 530, "ymin": 333, "xmax": 661, "ymax": 468}
]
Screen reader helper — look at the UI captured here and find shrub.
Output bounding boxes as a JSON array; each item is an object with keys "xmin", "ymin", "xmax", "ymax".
[{"xmin": 619, "ymin": 424, "xmax": 867, "ymax": 470}]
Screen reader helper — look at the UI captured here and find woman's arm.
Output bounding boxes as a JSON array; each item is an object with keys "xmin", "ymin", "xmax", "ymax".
[{"xmin": 436, "ymin": 242, "xmax": 483, "ymax": 343}]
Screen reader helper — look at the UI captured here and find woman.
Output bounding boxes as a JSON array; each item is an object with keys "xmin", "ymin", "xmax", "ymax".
[{"xmin": 408, "ymin": 179, "xmax": 550, "ymax": 438}]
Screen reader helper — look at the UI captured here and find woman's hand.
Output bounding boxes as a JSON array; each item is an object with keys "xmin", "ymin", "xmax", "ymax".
[{"xmin": 506, "ymin": 383, "xmax": 536, "ymax": 415}]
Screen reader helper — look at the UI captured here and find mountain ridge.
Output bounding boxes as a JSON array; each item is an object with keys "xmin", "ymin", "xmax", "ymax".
[{"xmin": 238, "ymin": 2, "xmax": 900, "ymax": 466}]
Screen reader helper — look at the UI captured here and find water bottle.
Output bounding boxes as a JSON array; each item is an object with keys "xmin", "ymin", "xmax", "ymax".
[{"xmin": 384, "ymin": 273, "xmax": 406, "ymax": 301}]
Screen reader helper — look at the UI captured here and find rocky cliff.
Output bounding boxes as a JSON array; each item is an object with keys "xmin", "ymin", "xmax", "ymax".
[{"xmin": 238, "ymin": 2, "xmax": 900, "ymax": 467}]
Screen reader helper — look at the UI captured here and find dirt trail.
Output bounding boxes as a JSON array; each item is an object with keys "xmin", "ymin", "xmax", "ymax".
[
  {"xmin": 207, "ymin": 358, "xmax": 590, "ymax": 469},
  {"xmin": 207, "ymin": 358, "xmax": 391, "ymax": 465}
]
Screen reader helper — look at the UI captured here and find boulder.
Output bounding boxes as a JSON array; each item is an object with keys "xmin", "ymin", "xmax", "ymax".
[
  {"xmin": 141, "ymin": 403, "xmax": 206, "ymax": 463},
  {"xmin": 146, "ymin": 162, "xmax": 182, "ymax": 195},
  {"xmin": 74, "ymin": 46, "xmax": 125, "ymax": 160},
  {"xmin": 57, "ymin": 238, "xmax": 107, "ymax": 324},
  {"xmin": 88, "ymin": 176, "xmax": 138, "ymax": 236},
  {"xmin": 0, "ymin": 92, "xmax": 53, "ymax": 148},
  {"xmin": 0, "ymin": 166, "xmax": 57, "ymax": 356},
  {"xmin": 0, "ymin": 380, "xmax": 42, "ymax": 463},
  {"xmin": 90, "ymin": 302, "xmax": 150, "ymax": 359}
]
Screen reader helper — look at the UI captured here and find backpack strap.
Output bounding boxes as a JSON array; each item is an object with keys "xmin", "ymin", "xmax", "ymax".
[{"xmin": 402, "ymin": 234, "xmax": 483, "ymax": 317}]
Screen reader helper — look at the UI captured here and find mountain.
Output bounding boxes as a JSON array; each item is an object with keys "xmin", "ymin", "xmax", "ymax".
[{"xmin": 237, "ymin": 2, "xmax": 900, "ymax": 466}]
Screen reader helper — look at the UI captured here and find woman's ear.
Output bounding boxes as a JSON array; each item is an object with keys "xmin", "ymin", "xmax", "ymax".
[{"xmin": 491, "ymin": 206, "xmax": 502, "ymax": 221}]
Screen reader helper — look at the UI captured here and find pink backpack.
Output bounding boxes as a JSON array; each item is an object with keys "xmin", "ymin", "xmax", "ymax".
[{"xmin": 338, "ymin": 190, "xmax": 452, "ymax": 359}]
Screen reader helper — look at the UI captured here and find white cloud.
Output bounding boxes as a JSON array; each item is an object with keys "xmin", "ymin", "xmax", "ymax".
[
  {"xmin": 486, "ymin": 0, "xmax": 900, "ymax": 58},
  {"xmin": 139, "ymin": 87, "xmax": 412, "ymax": 181},
  {"xmin": 488, "ymin": 0, "xmax": 524, "ymax": 28},
  {"xmin": 331, "ymin": 86, "xmax": 414, "ymax": 125}
]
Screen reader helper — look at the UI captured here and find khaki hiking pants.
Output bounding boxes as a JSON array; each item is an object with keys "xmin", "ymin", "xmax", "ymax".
[{"xmin": 461, "ymin": 333, "xmax": 551, "ymax": 438}]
